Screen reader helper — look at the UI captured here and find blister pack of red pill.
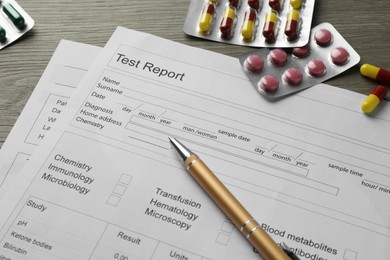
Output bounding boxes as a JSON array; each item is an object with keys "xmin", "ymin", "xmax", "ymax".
[
  {"xmin": 0, "ymin": 0, "xmax": 34, "ymax": 50},
  {"xmin": 183, "ymin": 0, "xmax": 315, "ymax": 47},
  {"xmin": 239, "ymin": 23, "xmax": 361, "ymax": 100}
]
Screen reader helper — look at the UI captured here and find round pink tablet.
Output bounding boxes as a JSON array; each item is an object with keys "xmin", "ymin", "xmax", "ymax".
[
  {"xmin": 269, "ymin": 49, "xmax": 288, "ymax": 66},
  {"xmin": 307, "ymin": 59, "xmax": 326, "ymax": 77},
  {"xmin": 244, "ymin": 54, "xmax": 264, "ymax": 72},
  {"xmin": 292, "ymin": 45, "xmax": 311, "ymax": 58},
  {"xmin": 283, "ymin": 68, "xmax": 303, "ymax": 86},
  {"xmin": 258, "ymin": 75, "xmax": 279, "ymax": 93},
  {"xmin": 314, "ymin": 29, "xmax": 333, "ymax": 47},
  {"xmin": 330, "ymin": 47, "xmax": 350, "ymax": 65}
]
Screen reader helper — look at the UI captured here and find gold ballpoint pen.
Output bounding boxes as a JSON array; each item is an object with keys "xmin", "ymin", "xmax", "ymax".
[{"xmin": 168, "ymin": 137, "xmax": 296, "ymax": 260}]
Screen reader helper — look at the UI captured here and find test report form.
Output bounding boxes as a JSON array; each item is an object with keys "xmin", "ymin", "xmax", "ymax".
[
  {"xmin": 0, "ymin": 40, "xmax": 101, "ymax": 192},
  {"xmin": 0, "ymin": 27, "xmax": 389, "ymax": 259}
]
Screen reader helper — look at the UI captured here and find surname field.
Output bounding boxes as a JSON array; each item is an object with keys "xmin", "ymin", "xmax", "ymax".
[{"xmin": 0, "ymin": 197, "xmax": 209, "ymax": 260}]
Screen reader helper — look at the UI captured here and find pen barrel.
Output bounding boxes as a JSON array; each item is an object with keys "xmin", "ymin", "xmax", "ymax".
[{"xmin": 184, "ymin": 155, "xmax": 290, "ymax": 260}]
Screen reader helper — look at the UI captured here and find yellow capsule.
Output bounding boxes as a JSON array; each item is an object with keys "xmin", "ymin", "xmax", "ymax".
[
  {"xmin": 284, "ymin": 9, "xmax": 300, "ymax": 41},
  {"xmin": 266, "ymin": 10, "xmax": 278, "ymax": 23},
  {"xmin": 287, "ymin": 9, "xmax": 300, "ymax": 22},
  {"xmin": 290, "ymin": 0, "xmax": 302, "ymax": 9},
  {"xmin": 262, "ymin": 10, "xmax": 278, "ymax": 43},
  {"xmin": 199, "ymin": 3, "xmax": 215, "ymax": 33},
  {"xmin": 360, "ymin": 64, "xmax": 380, "ymax": 79},
  {"xmin": 220, "ymin": 6, "xmax": 236, "ymax": 38},
  {"xmin": 361, "ymin": 95, "xmax": 380, "ymax": 113},
  {"xmin": 361, "ymin": 64, "xmax": 390, "ymax": 85},
  {"xmin": 361, "ymin": 85, "xmax": 388, "ymax": 113},
  {"xmin": 241, "ymin": 9, "xmax": 257, "ymax": 41}
]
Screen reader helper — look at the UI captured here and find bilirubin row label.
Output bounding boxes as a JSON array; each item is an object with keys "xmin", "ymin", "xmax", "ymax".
[
  {"xmin": 183, "ymin": 0, "xmax": 315, "ymax": 47},
  {"xmin": 239, "ymin": 23, "xmax": 361, "ymax": 100},
  {"xmin": 0, "ymin": 0, "xmax": 34, "ymax": 50}
]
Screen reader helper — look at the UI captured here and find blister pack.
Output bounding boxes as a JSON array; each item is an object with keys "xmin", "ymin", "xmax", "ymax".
[
  {"xmin": 0, "ymin": 0, "xmax": 34, "ymax": 50},
  {"xmin": 239, "ymin": 23, "xmax": 360, "ymax": 100},
  {"xmin": 183, "ymin": 0, "xmax": 315, "ymax": 48}
]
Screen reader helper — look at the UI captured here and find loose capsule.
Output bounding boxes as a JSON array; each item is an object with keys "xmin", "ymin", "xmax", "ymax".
[
  {"xmin": 199, "ymin": 3, "xmax": 215, "ymax": 34},
  {"xmin": 241, "ymin": 8, "xmax": 257, "ymax": 41},
  {"xmin": 284, "ymin": 9, "xmax": 299, "ymax": 41},
  {"xmin": 360, "ymin": 64, "xmax": 390, "ymax": 85},
  {"xmin": 0, "ymin": 26, "xmax": 6, "ymax": 43},
  {"xmin": 361, "ymin": 85, "xmax": 388, "ymax": 114},
  {"xmin": 290, "ymin": 0, "xmax": 302, "ymax": 9},
  {"xmin": 248, "ymin": 0, "xmax": 260, "ymax": 11},
  {"xmin": 262, "ymin": 10, "xmax": 277, "ymax": 43},
  {"xmin": 220, "ymin": 6, "xmax": 235, "ymax": 38},
  {"xmin": 3, "ymin": 3, "xmax": 25, "ymax": 30},
  {"xmin": 269, "ymin": 0, "xmax": 281, "ymax": 11}
]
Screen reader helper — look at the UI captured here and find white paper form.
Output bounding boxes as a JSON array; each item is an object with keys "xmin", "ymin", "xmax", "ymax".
[
  {"xmin": 0, "ymin": 27, "xmax": 389, "ymax": 260},
  {"xmin": 0, "ymin": 40, "xmax": 101, "ymax": 192}
]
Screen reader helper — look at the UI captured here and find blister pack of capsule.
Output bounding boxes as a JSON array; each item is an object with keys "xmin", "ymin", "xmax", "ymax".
[
  {"xmin": 183, "ymin": 0, "xmax": 315, "ymax": 47},
  {"xmin": 0, "ymin": 0, "xmax": 34, "ymax": 50},
  {"xmin": 239, "ymin": 23, "xmax": 360, "ymax": 100}
]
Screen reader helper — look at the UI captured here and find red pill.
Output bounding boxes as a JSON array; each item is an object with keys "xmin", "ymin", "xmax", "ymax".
[
  {"xmin": 315, "ymin": 29, "xmax": 333, "ymax": 47},
  {"xmin": 283, "ymin": 68, "xmax": 303, "ymax": 86},
  {"xmin": 262, "ymin": 10, "xmax": 278, "ymax": 43},
  {"xmin": 269, "ymin": 49, "xmax": 287, "ymax": 66},
  {"xmin": 244, "ymin": 55, "xmax": 264, "ymax": 73},
  {"xmin": 220, "ymin": 6, "xmax": 236, "ymax": 38},
  {"xmin": 330, "ymin": 47, "xmax": 349, "ymax": 65},
  {"xmin": 248, "ymin": 0, "xmax": 260, "ymax": 10},
  {"xmin": 307, "ymin": 59, "xmax": 326, "ymax": 77},
  {"xmin": 284, "ymin": 10, "xmax": 300, "ymax": 41},
  {"xmin": 269, "ymin": 0, "xmax": 281, "ymax": 11},
  {"xmin": 292, "ymin": 44, "xmax": 310, "ymax": 58},
  {"xmin": 259, "ymin": 75, "xmax": 279, "ymax": 93}
]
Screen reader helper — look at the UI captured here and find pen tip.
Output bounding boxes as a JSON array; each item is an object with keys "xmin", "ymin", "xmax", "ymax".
[
  {"xmin": 168, "ymin": 136, "xmax": 176, "ymax": 147},
  {"xmin": 167, "ymin": 136, "xmax": 193, "ymax": 162}
]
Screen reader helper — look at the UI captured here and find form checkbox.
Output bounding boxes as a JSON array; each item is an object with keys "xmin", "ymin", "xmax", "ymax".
[
  {"xmin": 343, "ymin": 249, "xmax": 358, "ymax": 260},
  {"xmin": 113, "ymin": 184, "xmax": 127, "ymax": 195},
  {"xmin": 220, "ymin": 220, "xmax": 234, "ymax": 234},
  {"xmin": 215, "ymin": 232, "xmax": 230, "ymax": 245},
  {"xmin": 118, "ymin": 174, "xmax": 132, "ymax": 185},
  {"xmin": 107, "ymin": 195, "xmax": 121, "ymax": 206}
]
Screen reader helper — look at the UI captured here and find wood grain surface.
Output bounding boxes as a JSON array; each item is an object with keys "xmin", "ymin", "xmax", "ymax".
[{"xmin": 1, "ymin": 0, "xmax": 390, "ymax": 147}]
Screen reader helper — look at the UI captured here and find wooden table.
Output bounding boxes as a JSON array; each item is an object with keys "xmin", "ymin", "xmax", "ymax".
[{"xmin": 1, "ymin": 0, "xmax": 390, "ymax": 146}]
